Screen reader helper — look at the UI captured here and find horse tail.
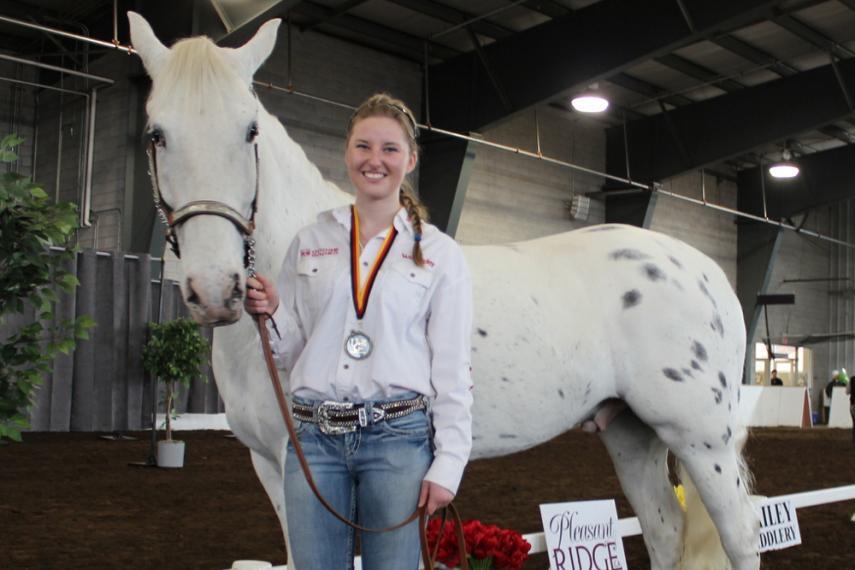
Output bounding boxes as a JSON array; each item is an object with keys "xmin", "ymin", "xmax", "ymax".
[{"xmin": 677, "ymin": 423, "xmax": 755, "ymax": 569}]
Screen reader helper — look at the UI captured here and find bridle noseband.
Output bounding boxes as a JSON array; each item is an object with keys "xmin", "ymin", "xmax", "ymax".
[{"xmin": 147, "ymin": 139, "xmax": 260, "ymax": 275}]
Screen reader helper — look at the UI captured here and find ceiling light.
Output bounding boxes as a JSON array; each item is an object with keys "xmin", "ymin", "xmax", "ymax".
[
  {"xmin": 571, "ymin": 93, "xmax": 609, "ymax": 113},
  {"xmin": 768, "ymin": 149, "xmax": 799, "ymax": 179}
]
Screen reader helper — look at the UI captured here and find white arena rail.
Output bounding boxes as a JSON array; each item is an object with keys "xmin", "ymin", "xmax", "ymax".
[{"xmin": 230, "ymin": 484, "xmax": 855, "ymax": 570}]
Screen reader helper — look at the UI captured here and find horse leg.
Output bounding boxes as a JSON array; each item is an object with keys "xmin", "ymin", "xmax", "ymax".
[
  {"xmin": 599, "ymin": 409, "xmax": 683, "ymax": 569},
  {"xmin": 249, "ymin": 448, "xmax": 294, "ymax": 567},
  {"xmin": 670, "ymin": 439, "xmax": 759, "ymax": 570}
]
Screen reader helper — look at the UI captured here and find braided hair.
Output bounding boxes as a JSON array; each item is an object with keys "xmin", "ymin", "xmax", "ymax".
[{"xmin": 347, "ymin": 93, "xmax": 428, "ymax": 267}]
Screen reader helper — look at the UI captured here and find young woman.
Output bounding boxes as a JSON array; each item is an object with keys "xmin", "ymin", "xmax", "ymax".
[{"xmin": 244, "ymin": 93, "xmax": 474, "ymax": 569}]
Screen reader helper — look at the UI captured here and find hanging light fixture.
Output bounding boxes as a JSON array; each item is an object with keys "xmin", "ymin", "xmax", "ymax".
[
  {"xmin": 768, "ymin": 148, "xmax": 800, "ymax": 179},
  {"xmin": 571, "ymin": 84, "xmax": 609, "ymax": 113}
]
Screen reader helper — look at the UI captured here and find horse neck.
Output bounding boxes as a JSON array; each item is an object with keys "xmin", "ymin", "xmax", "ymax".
[{"xmin": 253, "ymin": 109, "xmax": 351, "ymax": 277}]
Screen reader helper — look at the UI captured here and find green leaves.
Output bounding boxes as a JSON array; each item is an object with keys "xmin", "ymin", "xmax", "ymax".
[{"xmin": 0, "ymin": 134, "xmax": 94, "ymax": 442}]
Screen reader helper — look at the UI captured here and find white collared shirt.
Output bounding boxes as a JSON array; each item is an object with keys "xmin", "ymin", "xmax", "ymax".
[{"xmin": 268, "ymin": 205, "xmax": 474, "ymax": 494}]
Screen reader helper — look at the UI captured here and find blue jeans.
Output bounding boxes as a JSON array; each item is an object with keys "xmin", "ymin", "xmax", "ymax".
[{"xmin": 284, "ymin": 395, "xmax": 433, "ymax": 570}]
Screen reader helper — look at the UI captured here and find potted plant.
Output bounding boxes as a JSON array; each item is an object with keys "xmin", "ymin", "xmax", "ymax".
[{"xmin": 142, "ymin": 317, "xmax": 209, "ymax": 468}]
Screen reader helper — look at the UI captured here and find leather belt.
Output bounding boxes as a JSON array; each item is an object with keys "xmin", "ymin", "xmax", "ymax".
[{"xmin": 292, "ymin": 395, "xmax": 428, "ymax": 435}]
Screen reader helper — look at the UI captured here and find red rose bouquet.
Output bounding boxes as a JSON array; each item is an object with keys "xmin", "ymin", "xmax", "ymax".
[{"xmin": 426, "ymin": 518, "xmax": 531, "ymax": 570}]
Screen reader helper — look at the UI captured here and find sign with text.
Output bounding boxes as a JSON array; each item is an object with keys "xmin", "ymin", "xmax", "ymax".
[
  {"xmin": 757, "ymin": 498, "xmax": 801, "ymax": 552},
  {"xmin": 540, "ymin": 499, "xmax": 628, "ymax": 570}
]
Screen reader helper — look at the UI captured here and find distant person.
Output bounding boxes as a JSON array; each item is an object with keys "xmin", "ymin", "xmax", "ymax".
[
  {"xmin": 823, "ymin": 370, "xmax": 840, "ymax": 424},
  {"xmin": 847, "ymin": 379, "xmax": 855, "ymax": 449},
  {"xmin": 770, "ymin": 369, "xmax": 783, "ymax": 386}
]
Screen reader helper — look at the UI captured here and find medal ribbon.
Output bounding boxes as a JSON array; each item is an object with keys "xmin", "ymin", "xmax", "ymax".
[{"xmin": 350, "ymin": 205, "xmax": 398, "ymax": 319}]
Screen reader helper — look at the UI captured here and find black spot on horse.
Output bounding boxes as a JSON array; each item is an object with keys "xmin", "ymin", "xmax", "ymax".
[
  {"xmin": 610, "ymin": 248, "xmax": 650, "ymax": 261},
  {"xmin": 698, "ymin": 280, "xmax": 718, "ymax": 308},
  {"xmin": 499, "ymin": 434, "xmax": 517, "ymax": 439},
  {"xmin": 711, "ymin": 387, "xmax": 723, "ymax": 404},
  {"xmin": 660, "ymin": 515, "xmax": 665, "ymax": 524},
  {"xmin": 501, "ymin": 377, "xmax": 510, "ymax": 383},
  {"xmin": 714, "ymin": 464, "xmax": 722, "ymax": 474},
  {"xmin": 671, "ymin": 279, "xmax": 684, "ymax": 291},
  {"xmin": 718, "ymin": 372, "xmax": 727, "ymax": 388},
  {"xmin": 738, "ymin": 388, "xmax": 741, "ymax": 403},
  {"xmin": 531, "ymin": 296, "xmax": 539, "ymax": 306},
  {"xmin": 622, "ymin": 289, "xmax": 641, "ymax": 309},
  {"xmin": 477, "ymin": 328, "xmax": 488, "ymax": 337},
  {"xmin": 642, "ymin": 263, "xmax": 667, "ymax": 282},
  {"xmin": 692, "ymin": 340, "xmax": 708, "ymax": 362},
  {"xmin": 691, "ymin": 360, "xmax": 702, "ymax": 371},
  {"xmin": 558, "ymin": 389, "xmax": 565, "ymax": 399},
  {"xmin": 722, "ymin": 426, "xmax": 732, "ymax": 445},
  {"xmin": 703, "ymin": 442, "xmax": 712, "ymax": 449},
  {"xmin": 711, "ymin": 314, "xmax": 724, "ymax": 337},
  {"xmin": 737, "ymin": 476, "xmax": 741, "ymax": 487},
  {"xmin": 703, "ymin": 273, "xmax": 709, "ymax": 282},
  {"xmin": 663, "ymin": 368, "xmax": 684, "ymax": 382},
  {"xmin": 668, "ymin": 256, "xmax": 684, "ymax": 269},
  {"xmin": 682, "ymin": 368, "xmax": 694, "ymax": 378}
]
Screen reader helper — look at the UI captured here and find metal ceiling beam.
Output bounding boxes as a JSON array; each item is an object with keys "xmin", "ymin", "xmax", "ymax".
[
  {"xmin": 217, "ymin": 0, "xmax": 304, "ymax": 46},
  {"xmin": 428, "ymin": 0, "xmax": 783, "ymax": 132},
  {"xmin": 604, "ymin": 57, "xmax": 855, "ymax": 185},
  {"xmin": 655, "ymin": 53, "xmax": 744, "ymax": 92},
  {"xmin": 518, "ymin": 0, "xmax": 572, "ymax": 19},
  {"xmin": 607, "ymin": 72, "xmax": 694, "ymax": 107},
  {"xmin": 294, "ymin": 0, "xmax": 459, "ymax": 61},
  {"xmin": 772, "ymin": 11, "xmax": 855, "ymax": 59},
  {"xmin": 711, "ymin": 34, "xmax": 798, "ymax": 76},
  {"xmin": 386, "ymin": 0, "xmax": 513, "ymax": 40},
  {"xmin": 737, "ymin": 143, "xmax": 855, "ymax": 219},
  {"xmin": 300, "ymin": 0, "xmax": 372, "ymax": 32}
]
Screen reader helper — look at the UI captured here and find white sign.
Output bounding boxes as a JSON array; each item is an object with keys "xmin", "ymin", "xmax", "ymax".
[
  {"xmin": 757, "ymin": 498, "xmax": 801, "ymax": 552},
  {"xmin": 540, "ymin": 499, "xmax": 628, "ymax": 570}
]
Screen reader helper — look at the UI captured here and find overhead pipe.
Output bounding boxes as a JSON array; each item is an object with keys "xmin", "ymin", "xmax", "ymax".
[
  {"xmin": 0, "ymin": 52, "xmax": 114, "ymax": 84},
  {"xmin": 0, "ymin": 14, "xmax": 132, "ymax": 54},
  {"xmin": 4, "ymin": 10, "xmax": 849, "ymax": 248},
  {"xmin": 81, "ymin": 88, "xmax": 98, "ymax": 228}
]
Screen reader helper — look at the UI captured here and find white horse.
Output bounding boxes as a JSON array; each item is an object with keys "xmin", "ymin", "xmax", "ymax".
[{"xmin": 128, "ymin": 13, "xmax": 760, "ymax": 569}]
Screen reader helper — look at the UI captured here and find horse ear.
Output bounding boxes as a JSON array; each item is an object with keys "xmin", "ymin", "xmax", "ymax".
[
  {"xmin": 128, "ymin": 11, "xmax": 169, "ymax": 78},
  {"xmin": 227, "ymin": 19, "xmax": 281, "ymax": 84}
]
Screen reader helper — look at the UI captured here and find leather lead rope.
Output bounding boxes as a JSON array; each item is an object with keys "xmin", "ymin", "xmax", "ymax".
[{"xmin": 254, "ymin": 314, "xmax": 469, "ymax": 570}]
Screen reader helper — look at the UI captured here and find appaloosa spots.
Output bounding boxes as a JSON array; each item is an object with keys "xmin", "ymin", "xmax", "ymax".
[
  {"xmin": 692, "ymin": 340, "xmax": 708, "ymax": 362},
  {"xmin": 668, "ymin": 256, "xmax": 684, "ymax": 269},
  {"xmin": 558, "ymin": 389, "xmax": 565, "ymax": 399},
  {"xmin": 704, "ymin": 442, "xmax": 712, "ymax": 449},
  {"xmin": 501, "ymin": 377, "xmax": 511, "ymax": 383},
  {"xmin": 711, "ymin": 387, "xmax": 723, "ymax": 404},
  {"xmin": 714, "ymin": 464, "xmax": 722, "ymax": 474},
  {"xmin": 711, "ymin": 314, "xmax": 725, "ymax": 337},
  {"xmin": 477, "ymin": 328, "xmax": 488, "ymax": 337},
  {"xmin": 682, "ymin": 368, "xmax": 694, "ymax": 378},
  {"xmin": 531, "ymin": 296, "xmax": 539, "ymax": 306},
  {"xmin": 702, "ymin": 273, "xmax": 709, "ymax": 283},
  {"xmin": 718, "ymin": 372, "xmax": 727, "ymax": 388},
  {"xmin": 722, "ymin": 426, "xmax": 732, "ymax": 444},
  {"xmin": 498, "ymin": 434, "xmax": 517, "ymax": 439},
  {"xmin": 610, "ymin": 248, "xmax": 650, "ymax": 261},
  {"xmin": 643, "ymin": 263, "xmax": 667, "ymax": 282},
  {"xmin": 698, "ymin": 280, "xmax": 718, "ymax": 308},
  {"xmin": 622, "ymin": 289, "xmax": 642, "ymax": 309},
  {"xmin": 663, "ymin": 368, "xmax": 684, "ymax": 382},
  {"xmin": 691, "ymin": 360, "xmax": 702, "ymax": 371}
]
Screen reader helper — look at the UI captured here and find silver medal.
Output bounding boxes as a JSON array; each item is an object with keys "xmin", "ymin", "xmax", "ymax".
[{"xmin": 345, "ymin": 330, "xmax": 373, "ymax": 360}]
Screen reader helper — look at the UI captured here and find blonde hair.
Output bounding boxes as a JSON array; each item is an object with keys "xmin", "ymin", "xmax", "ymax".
[{"xmin": 347, "ymin": 93, "xmax": 428, "ymax": 267}]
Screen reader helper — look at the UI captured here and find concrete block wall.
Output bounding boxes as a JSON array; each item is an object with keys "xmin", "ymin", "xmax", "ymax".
[
  {"xmin": 456, "ymin": 106, "xmax": 606, "ymax": 245},
  {"xmin": 649, "ymin": 170, "xmax": 738, "ymax": 287}
]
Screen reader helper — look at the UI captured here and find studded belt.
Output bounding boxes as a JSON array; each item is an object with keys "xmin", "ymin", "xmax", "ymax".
[{"xmin": 292, "ymin": 395, "xmax": 428, "ymax": 435}]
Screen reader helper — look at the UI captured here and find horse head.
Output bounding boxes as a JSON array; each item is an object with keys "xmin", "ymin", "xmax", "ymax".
[{"xmin": 129, "ymin": 12, "xmax": 280, "ymax": 326}]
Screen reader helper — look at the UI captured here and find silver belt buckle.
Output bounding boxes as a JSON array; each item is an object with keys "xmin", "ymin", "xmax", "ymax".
[{"xmin": 316, "ymin": 400, "xmax": 357, "ymax": 435}]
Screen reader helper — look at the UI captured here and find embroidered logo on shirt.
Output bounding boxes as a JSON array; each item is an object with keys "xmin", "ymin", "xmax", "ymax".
[
  {"xmin": 401, "ymin": 253, "xmax": 435, "ymax": 267},
  {"xmin": 301, "ymin": 247, "xmax": 339, "ymax": 258}
]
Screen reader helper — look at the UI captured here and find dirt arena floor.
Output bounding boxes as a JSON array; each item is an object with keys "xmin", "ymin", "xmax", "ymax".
[{"xmin": 2, "ymin": 427, "xmax": 854, "ymax": 569}]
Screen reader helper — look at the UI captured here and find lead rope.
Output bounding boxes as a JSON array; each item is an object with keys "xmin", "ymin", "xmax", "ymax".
[{"xmin": 253, "ymin": 313, "xmax": 469, "ymax": 569}]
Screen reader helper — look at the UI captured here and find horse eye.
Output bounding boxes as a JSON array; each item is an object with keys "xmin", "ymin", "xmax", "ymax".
[
  {"xmin": 247, "ymin": 122, "xmax": 259, "ymax": 143},
  {"xmin": 149, "ymin": 128, "xmax": 166, "ymax": 148}
]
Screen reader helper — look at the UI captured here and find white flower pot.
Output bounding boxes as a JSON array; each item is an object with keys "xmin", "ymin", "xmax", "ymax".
[{"xmin": 157, "ymin": 440, "xmax": 186, "ymax": 468}]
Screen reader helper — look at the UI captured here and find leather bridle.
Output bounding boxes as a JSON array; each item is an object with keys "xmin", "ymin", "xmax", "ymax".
[{"xmin": 147, "ymin": 139, "xmax": 259, "ymax": 274}]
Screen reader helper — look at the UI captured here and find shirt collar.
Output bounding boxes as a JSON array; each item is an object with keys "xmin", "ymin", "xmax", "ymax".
[{"xmin": 322, "ymin": 205, "xmax": 415, "ymax": 236}]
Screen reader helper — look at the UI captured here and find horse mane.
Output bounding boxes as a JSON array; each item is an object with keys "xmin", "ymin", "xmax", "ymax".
[{"xmin": 147, "ymin": 36, "xmax": 248, "ymax": 117}]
